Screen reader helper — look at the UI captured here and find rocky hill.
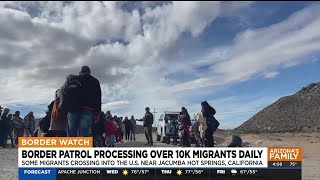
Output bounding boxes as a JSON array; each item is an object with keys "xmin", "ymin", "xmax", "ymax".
[{"xmin": 235, "ymin": 82, "xmax": 320, "ymax": 133}]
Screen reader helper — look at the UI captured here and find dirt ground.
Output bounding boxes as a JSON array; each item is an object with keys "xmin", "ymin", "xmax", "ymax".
[
  {"xmin": 234, "ymin": 132, "xmax": 320, "ymax": 180},
  {"xmin": 0, "ymin": 132, "xmax": 319, "ymax": 180}
]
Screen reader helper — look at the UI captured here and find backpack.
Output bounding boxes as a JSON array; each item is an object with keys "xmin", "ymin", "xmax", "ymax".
[
  {"xmin": 38, "ymin": 114, "xmax": 50, "ymax": 133},
  {"xmin": 202, "ymin": 101, "xmax": 219, "ymax": 131},
  {"xmin": 186, "ymin": 114, "xmax": 192, "ymax": 126},
  {"xmin": 212, "ymin": 116, "xmax": 220, "ymax": 131},
  {"xmin": 39, "ymin": 101, "xmax": 54, "ymax": 133},
  {"xmin": 206, "ymin": 115, "xmax": 220, "ymax": 131},
  {"xmin": 59, "ymin": 79, "xmax": 82, "ymax": 113}
]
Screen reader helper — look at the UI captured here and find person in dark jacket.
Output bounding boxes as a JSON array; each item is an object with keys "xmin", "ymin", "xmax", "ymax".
[
  {"xmin": 24, "ymin": 112, "xmax": 36, "ymax": 137},
  {"xmin": 92, "ymin": 111, "xmax": 105, "ymax": 147},
  {"xmin": 0, "ymin": 108, "xmax": 10, "ymax": 148},
  {"xmin": 201, "ymin": 101, "xmax": 218, "ymax": 147},
  {"xmin": 123, "ymin": 116, "xmax": 132, "ymax": 142},
  {"xmin": 177, "ymin": 112, "xmax": 184, "ymax": 146},
  {"xmin": 12, "ymin": 111, "xmax": 24, "ymax": 144},
  {"xmin": 39, "ymin": 101, "xmax": 55, "ymax": 135},
  {"xmin": 180, "ymin": 107, "xmax": 191, "ymax": 147},
  {"xmin": 130, "ymin": 116, "xmax": 136, "ymax": 141},
  {"xmin": 0, "ymin": 106, "xmax": 4, "ymax": 148},
  {"xmin": 67, "ymin": 66, "xmax": 102, "ymax": 137},
  {"xmin": 5, "ymin": 114, "xmax": 15, "ymax": 147},
  {"xmin": 106, "ymin": 111, "xmax": 112, "ymax": 120},
  {"xmin": 138, "ymin": 107, "xmax": 154, "ymax": 146},
  {"xmin": 116, "ymin": 117, "xmax": 124, "ymax": 142}
]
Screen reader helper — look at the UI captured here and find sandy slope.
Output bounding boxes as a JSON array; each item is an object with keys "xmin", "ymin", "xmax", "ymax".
[{"xmin": 0, "ymin": 132, "xmax": 318, "ymax": 180}]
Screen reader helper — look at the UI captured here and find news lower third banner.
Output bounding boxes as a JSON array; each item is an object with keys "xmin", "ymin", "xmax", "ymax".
[{"xmin": 18, "ymin": 137, "xmax": 302, "ymax": 180}]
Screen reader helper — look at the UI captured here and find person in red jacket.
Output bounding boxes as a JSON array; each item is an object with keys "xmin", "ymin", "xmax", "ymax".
[{"xmin": 105, "ymin": 117, "xmax": 117, "ymax": 147}]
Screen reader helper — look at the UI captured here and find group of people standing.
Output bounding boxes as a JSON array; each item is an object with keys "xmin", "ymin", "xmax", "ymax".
[
  {"xmin": 0, "ymin": 107, "xmax": 37, "ymax": 148},
  {"xmin": 1, "ymin": 65, "xmax": 219, "ymax": 148},
  {"xmin": 165, "ymin": 102, "xmax": 219, "ymax": 148},
  {"xmin": 98, "ymin": 113, "xmax": 137, "ymax": 147},
  {"xmin": 36, "ymin": 66, "xmax": 139, "ymax": 148},
  {"xmin": 38, "ymin": 66, "xmax": 102, "ymax": 138}
]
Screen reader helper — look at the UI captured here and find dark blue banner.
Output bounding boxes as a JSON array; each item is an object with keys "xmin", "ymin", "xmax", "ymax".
[{"xmin": 19, "ymin": 168, "xmax": 56, "ymax": 180}]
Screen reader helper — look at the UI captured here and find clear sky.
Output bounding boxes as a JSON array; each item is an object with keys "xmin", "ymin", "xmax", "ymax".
[{"xmin": 1, "ymin": 2, "xmax": 319, "ymax": 129}]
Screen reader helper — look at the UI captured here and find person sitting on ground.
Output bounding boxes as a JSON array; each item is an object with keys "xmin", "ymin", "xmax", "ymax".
[
  {"xmin": 24, "ymin": 112, "xmax": 35, "ymax": 137},
  {"xmin": 48, "ymin": 89, "xmax": 68, "ymax": 137},
  {"xmin": 105, "ymin": 117, "xmax": 117, "ymax": 147},
  {"xmin": 12, "ymin": 111, "xmax": 24, "ymax": 145},
  {"xmin": 228, "ymin": 135, "xmax": 243, "ymax": 147}
]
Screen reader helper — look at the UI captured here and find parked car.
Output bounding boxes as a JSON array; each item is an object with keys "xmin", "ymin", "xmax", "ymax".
[{"xmin": 156, "ymin": 112, "xmax": 180, "ymax": 142}]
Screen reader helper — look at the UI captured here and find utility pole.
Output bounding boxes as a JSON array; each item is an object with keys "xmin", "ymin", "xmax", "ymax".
[
  {"xmin": 152, "ymin": 108, "xmax": 158, "ymax": 127},
  {"xmin": 153, "ymin": 108, "xmax": 158, "ymax": 119}
]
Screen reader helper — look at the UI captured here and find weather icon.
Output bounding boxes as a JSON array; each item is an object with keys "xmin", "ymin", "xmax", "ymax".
[
  {"xmin": 122, "ymin": 169, "xmax": 129, "ymax": 176},
  {"xmin": 231, "ymin": 169, "xmax": 238, "ymax": 175}
]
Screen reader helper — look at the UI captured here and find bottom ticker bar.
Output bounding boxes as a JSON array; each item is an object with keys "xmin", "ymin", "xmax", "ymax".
[{"xmin": 20, "ymin": 168, "xmax": 301, "ymax": 180}]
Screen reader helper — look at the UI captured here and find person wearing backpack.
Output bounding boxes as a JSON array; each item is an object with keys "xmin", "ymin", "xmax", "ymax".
[
  {"xmin": 201, "ymin": 101, "xmax": 219, "ymax": 147},
  {"xmin": 65, "ymin": 66, "xmax": 102, "ymax": 137},
  {"xmin": 180, "ymin": 107, "xmax": 191, "ymax": 147},
  {"xmin": 39, "ymin": 101, "xmax": 54, "ymax": 136},
  {"xmin": 47, "ymin": 89, "xmax": 68, "ymax": 137}
]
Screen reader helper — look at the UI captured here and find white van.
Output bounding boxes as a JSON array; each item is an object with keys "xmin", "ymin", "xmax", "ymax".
[{"xmin": 156, "ymin": 111, "xmax": 180, "ymax": 142}]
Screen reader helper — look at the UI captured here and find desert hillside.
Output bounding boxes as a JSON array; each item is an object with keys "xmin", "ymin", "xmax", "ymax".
[{"xmin": 235, "ymin": 82, "xmax": 320, "ymax": 133}]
